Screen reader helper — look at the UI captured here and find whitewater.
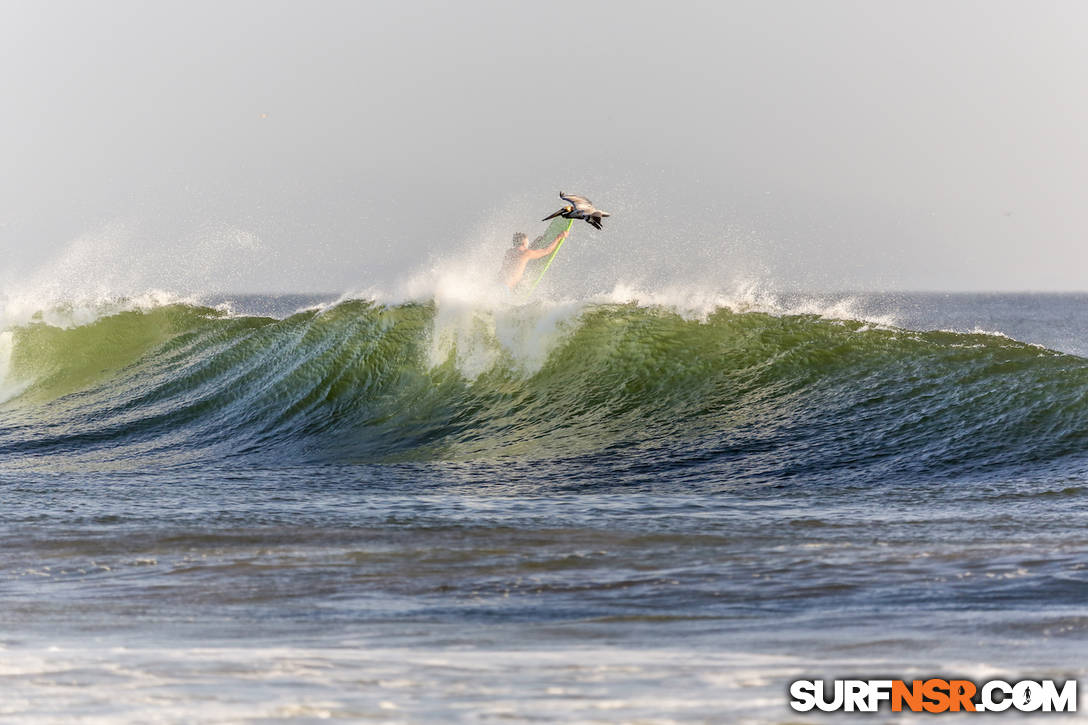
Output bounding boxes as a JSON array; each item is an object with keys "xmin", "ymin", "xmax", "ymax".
[{"xmin": 2, "ymin": 260, "xmax": 1088, "ymax": 721}]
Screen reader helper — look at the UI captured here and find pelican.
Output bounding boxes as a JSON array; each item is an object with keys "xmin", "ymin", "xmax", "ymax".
[{"xmin": 542, "ymin": 191, "xmax": 610, "ymax": 230}]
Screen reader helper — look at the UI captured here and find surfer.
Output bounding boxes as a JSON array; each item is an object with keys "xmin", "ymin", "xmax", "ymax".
[{"xmin": 500, "ymin": 228, "xmax": 569, "ymax": 290}]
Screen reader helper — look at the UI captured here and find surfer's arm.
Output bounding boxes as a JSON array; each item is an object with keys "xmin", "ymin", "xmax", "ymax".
[{"xmin": 525, "ymin": 230, "xmax": 568, "ymax": 260}]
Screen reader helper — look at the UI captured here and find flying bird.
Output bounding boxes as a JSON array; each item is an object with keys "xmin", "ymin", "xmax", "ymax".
[{"xmin": 542, "ymin": 192, "xmax": 610, "ymax": 230}]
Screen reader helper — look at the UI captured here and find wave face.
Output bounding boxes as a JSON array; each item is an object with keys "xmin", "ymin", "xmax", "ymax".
[{"xmin": 2, "ymin": 298, "xmax": 1087, "ymax": 479}]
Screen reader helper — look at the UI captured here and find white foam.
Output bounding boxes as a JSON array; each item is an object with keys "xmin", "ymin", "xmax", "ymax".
[
  {"xmin": 0, "ymin": 289, "xmax": 201, "ymax": 332},
  {"xmin": 0, "ymin": 329, "xmax": 27, "ymax": 404},
  {"xmin": 956, "ymin": 326, "xmax": 1012, "ymax": 339},
  {"xmin": 5, "ymin": 640, "xmax": 1072, "ymax": 724},
  {"xmin": 594, "ymin": 279, "xmax": 902, "ymax": 329},
  {"xmin": 420, "ymin": 274, "xmax": 587, "ymax": 379}
]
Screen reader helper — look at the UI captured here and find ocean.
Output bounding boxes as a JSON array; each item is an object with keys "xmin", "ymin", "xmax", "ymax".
[{"xmin": 1, "ymin": 290, "xmax": 1086, "ymax": 722}]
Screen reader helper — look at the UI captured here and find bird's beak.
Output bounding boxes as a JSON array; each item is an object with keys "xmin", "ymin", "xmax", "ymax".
[{"xmin": 541, "ymin": 208, "xmax": 565, "ymax": 221}]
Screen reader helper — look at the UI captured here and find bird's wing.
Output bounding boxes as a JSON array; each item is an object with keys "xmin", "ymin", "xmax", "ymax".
[{"xmin": 560, "ymin": 192, "xmax": 592, "ymax": 210}]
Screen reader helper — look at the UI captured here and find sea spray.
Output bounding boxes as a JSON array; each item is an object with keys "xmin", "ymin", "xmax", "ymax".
[{"xmin": 0, "ymin": 330, "xmax": 18, "ymax": 404}]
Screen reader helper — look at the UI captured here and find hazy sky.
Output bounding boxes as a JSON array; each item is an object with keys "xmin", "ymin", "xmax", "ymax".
[{"xmin": 3, "ymin": 0, "xmax": 1087, "ymax": 293}]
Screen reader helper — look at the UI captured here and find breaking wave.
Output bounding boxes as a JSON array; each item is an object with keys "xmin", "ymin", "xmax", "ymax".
[{"xmin": 2, "ymin": 294, "xmax": 1087, "ymax": 480}]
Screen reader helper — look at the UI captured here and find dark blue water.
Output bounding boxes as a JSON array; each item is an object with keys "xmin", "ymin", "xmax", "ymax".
[{"xmin": 1, "ymin": 292, "xmax": 1086, "ymax": 722}]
